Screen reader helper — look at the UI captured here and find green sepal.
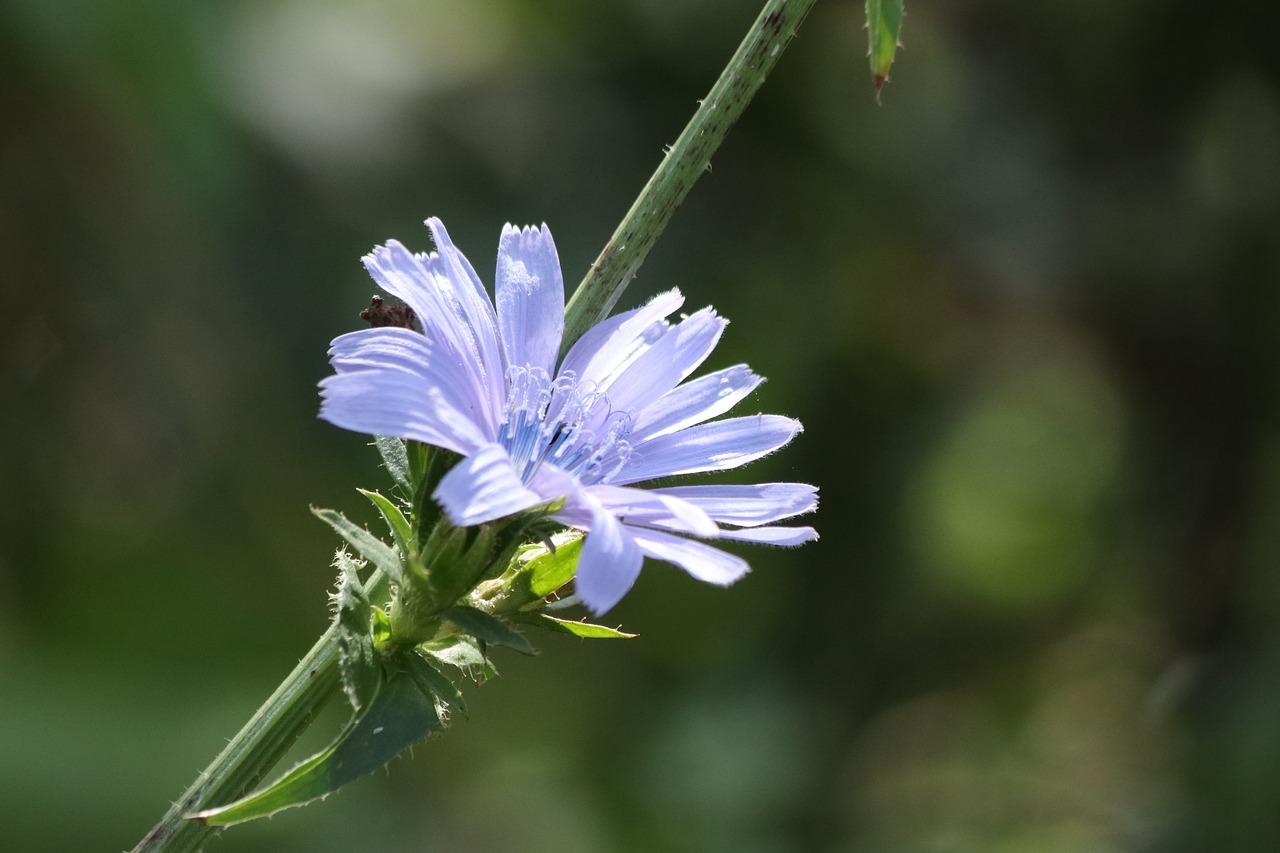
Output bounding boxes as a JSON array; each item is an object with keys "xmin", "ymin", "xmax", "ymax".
[
  {"xmin": 373, "ymin": 436, "xmax": 412, "ymax": 496},
  {"xmin": 192, "ymin": 656, "xmax": 442, "ymax": 827},
  {"xmin": 332, "ymin": 553, "xmax": 379, "ymax": 712},
  {"xmin": 441, "ymin": 605, "xmax": 536, "ymax": 656},
  {"xmin": 511, "ymin": 611, "xmax": 637, "ymax": 640},
  {"xmin": 402, "ymin": 650, "xmax": 467, "ymax": 716},
  {"xmin": 358, "ymin": 488, "xmax": 412, "ymax": 552},
  {"xmin": 866, "ymin": 0, "xmax": 904, "ymax": 95},
  {"xmin": 420, "ymin": 522, "xmax": 496, "ymax": 608},
  {"xmin": 420, "ymin": 635, "xmax": 496, "ymax": 684},
  {"xmin": 312, "ymin": 507, "xmax": 403, "ymax": 584},
  {"xmin": 476, "ymin": 534, "xmax": 582, "ymax": 614},
  {"xmin": 524, "ymin": 536, "xmax": 582, "ymax": 598}
]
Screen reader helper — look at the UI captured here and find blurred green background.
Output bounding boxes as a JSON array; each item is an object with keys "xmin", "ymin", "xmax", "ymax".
[{"xmin": 3, "ymin": 0, "xmax": 1280, "ymax": 850}]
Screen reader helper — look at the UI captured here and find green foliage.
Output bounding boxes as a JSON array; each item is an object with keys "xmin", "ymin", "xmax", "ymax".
[
  {"xmin": 441, "ymin": 605, "xmax": 537, "ymax": 656},
  {"xmin": 358, "ymin": 488, "xmax": 412, "ymax": 552},
  {"xmin": 420, "ymin": 634, "xmax": 496, "ymax": 684},
  {"xmin": 193, "ymin": 656, "xmax": 442, "ymax": 827},
  {"xmin": 403, "ymin": 652, "xmax": 468, "ymax": 716},
  {"xmin": 866, "ymin": 0, "xmax": 903, "ymax": 94},
  {"xmin": 514, "ymin": 612, "xmax": 637, "ymax": 640},
  {"xmin": 312, "ymin": 507, "xmax": 404, "ymax": 585},
  {"xmin": 332, "ymin": 553, "xmax": 379, "ymax": 712},
  {"xmin": 373, "ymin": 436, "xmax": 412, "ymax": 497}
]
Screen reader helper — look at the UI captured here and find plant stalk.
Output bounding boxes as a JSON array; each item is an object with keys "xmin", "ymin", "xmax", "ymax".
[{"xmin": 561, "ymin": 0, "xmax": 816, "ymax": 347}]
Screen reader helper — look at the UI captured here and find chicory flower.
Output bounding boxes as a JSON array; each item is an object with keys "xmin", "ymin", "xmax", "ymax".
[{"xmin": 320, "ymin": 218, "xmax": 816, "ymax": 613}]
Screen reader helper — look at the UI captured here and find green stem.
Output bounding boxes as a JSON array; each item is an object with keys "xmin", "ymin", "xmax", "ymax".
[
  {"xmin": 130, "ymin": 571, "xmax": 389, "ymax": 853},
  {"xmin": 561, "ymin": 0, "xmax": 816, "ymax": 348}
]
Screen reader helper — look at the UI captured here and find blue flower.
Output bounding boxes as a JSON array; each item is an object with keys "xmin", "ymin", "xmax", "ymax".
[{"xmin": 320, "ymin": 218, "xmax": 817, "ymax": 613}]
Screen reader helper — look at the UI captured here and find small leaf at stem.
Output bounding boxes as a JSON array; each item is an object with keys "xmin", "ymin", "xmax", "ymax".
[
  {"xmin": 358, "ymin": 489, "xmax": 412, "ymax": 552},
  {"xmin": 333, "ymin": 554, "xmax": 379, "ymax": 712},
  {"xmin": 403, "ymin": 651, "xmax": 468, "ymax": 716},
  {"xmin": 441, "ymin": 605, "xmax": 537, "ymax": 656},
  {"xmin": 866, "ymin": 0, "xmax": 904, "ymax": 96},
  {"xmin": 513, "ymin": 612, "xmax": 637, "ymax": 639},
  {"xmin": 420, "ymin": 635, "xmax": 497, "ymax": 683},
  {"xmin": 373, "ymin": 436, "xmax": 412, "ymax": 496},
  {"xmin": 312, "ymin": 507, "xmax": 403, "ymax": 584},
  {"xmin": 526, "ymin": 536, "xmax": 582, "ymax": 598},
  {"xmin": 192, "ymin": 660, "xmax": 441, "ymax": 827}
]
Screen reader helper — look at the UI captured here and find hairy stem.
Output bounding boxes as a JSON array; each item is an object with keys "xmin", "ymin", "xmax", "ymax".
[
  {"xmin": 130, "ymin": 571, "xmax": 389, "ymax": 853},
  {"xmin": 561, "ymin": 0, "xmax": 816, "ymax": 348}
]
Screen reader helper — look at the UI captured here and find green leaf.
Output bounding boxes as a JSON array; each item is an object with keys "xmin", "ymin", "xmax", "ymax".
[
  {"xmin": 193, "ymin": 661, "xmax": 441, "ymax": 827},
  {"xmin": 866, "ymin": 0, "xmax": 904, "ymax": 95},
  {"xmin": 513, "ymin": 612, "xmax": 637, "ymax": 640},
  {"xmin": 525, "ymin": 536, "xmax": 582, "ymax": 598},
  {"xmin": 402, "ymin": 651, "xmax": 467, "ymax": 716},
  {"xmin": 420, "ymin": 635, "xmax": 496, "ymax": 683},
  {"xmin": 333, "ymin": 553, "xmax": 379, "ymax": 712},
  {"xmin": 374, "ymin": 436, "xmax": 412, "ymax": 496},
  {"xmin": 442, "ymin": 605, "xmax": 537, "ymax": 656},
  {"xmin": 358, "ymin": 488, "xmax": 412, "ymax": 552},
  {"xmin": 312, "ymin": 507, "xmax": 403, "ymax": 584}
]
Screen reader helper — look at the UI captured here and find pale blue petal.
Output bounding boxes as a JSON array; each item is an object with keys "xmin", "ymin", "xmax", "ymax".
[
  {"xmin": 612, "ymin": 415, "xmax": 803, "ymax": 485},
  {"xmin": 423, "ymin": 218, "xmax": 506, "ymax": 421},
  {"xmin": 628, "ymin": 365, "xmax": 762, "ymax": 442},
  {"xmin": 648, "ymin": 483, "xmax": 817, "ymax": 526},
  {"xmin": 627, "ymin": 528, "xmax": 749, "ymax": 586},
  {"xmin": 585, "ymin": 484, "xmax": 719, "ymax": 537},
  {"xmin": 716, "ymin": 525, "xmax": 818, "ymax": 546},
  {"xmin": 560, "ymin": 289, "xmax": 684, "ymax": 387},
  {"xmin": 496, "ymin": 224, "xmax": 564, "ymax": 376},
  {"xmin": 362, "ymin": 239, "xmax": 502, "ymax": 428},
  {"xmin": 434, "ymin": 443, "xmax": 547, "ymax": 526},
  {"xmin": 574, "ymin": 500, "xmax": 643, "ymax": 615},
  {"xmin": 599, "ymin": 307, "xmax": 727, "ymax": 414},
  {"xmin": 327, "ymin": 328, "xmax": 492, "ymax": 431},
  {"xmin": 320, "ymin": 374, "xmax": 488, "ymax": 455}
]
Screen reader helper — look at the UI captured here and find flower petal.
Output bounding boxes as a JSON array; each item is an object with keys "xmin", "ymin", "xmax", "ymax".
[
  {"xmin": 320, "ymin": 330, "xmax": 494, "ymax": 454},
  {"xmin": 327, "ymin": 328, "xmax": 493, "ymax": 435},
  {"xmin": 560, "ymin": 289, "xmax": 685, "ymax": 387},
  {"xmin": 627, "ymin": 528, "xmax": 749, "ymax": 586},
  {"xmin": 648, "ymin": 483, "xmax": 817, "ymax": 526},
  {"xmin": 586, "ymin": 484, "xmax": 719, "ymax": 537},
  {"xmin": 433, "ymin": 443, "xmax": 547, "ymax": 525},
  {"xmin": 600, "ymin": 307, "xmax": 727, "ymax": 414},
  {"xmin": 629, "ymin": 365, "xmax": 763, "ymax": 442},
  {"xmin": 362, "ymin": 238, "xmax": 503, "ymax": 428},
  {"xmin": 496, "ymin": 223, "xmax": 564, "ymax": 376},
  {"xmin": 424, "ymin": 218, "xmax": 506, "ymax": 419},
  {"xmin": 716, "ymin": 525, "xmax": 818, "ymax": 546},
  {"xmin": 573, "ymin": 500, "xmax": 643, "ymax": 615},
  {"xmin": 612, "ymin": 415, "xmax": 803, "ymax": 485}
]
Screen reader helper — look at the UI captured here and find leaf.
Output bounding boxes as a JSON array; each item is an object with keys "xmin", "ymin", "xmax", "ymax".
[
  {"xmin": 402, "ymin": 651, "xmax": 467, "ymax": 716},
  {"xmin": 866, "ymin": 0, "xmax": 904, "ymax": 96},
  {"xmin": 525, "ymin": 536, "xmax": 582, "ymax": 598},
  {"xmin": 359, "ymin": 489, "xmax": 412, "ymax": 552},
  {"xmin": 441, "ymin": 605, "xmax": 537, "ymax": 656},
  {"xmin": 420, "ymin": 635, "xmax": 497, "ymax": 683},
  {"xmin": 512, "ymin": 612, "xmax": 637, "ymax": 640},
  {"xmin": 193, "ymin": 661, "xmax": 441, "ymax": 827},
  {"xmin": 312, "ymin": 507, "xmax": 403, "ymax": 584},
  {"xmin": 374, "ymin": 436, "xmax": 412, "ymax": 496},
  {"xmin": 333, "ymin": 553, "xmax": 379, "ymax": 712}
]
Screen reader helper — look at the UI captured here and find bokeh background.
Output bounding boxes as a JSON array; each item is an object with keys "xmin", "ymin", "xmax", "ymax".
[{"xmin": 3, "ymin": 0, "xmax": 1280, "ymax": 850}]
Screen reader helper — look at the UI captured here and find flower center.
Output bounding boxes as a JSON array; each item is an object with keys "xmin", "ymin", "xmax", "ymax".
[{"xmin": 497, "ymin": 366, "xmax": 633, "ymax": 486}]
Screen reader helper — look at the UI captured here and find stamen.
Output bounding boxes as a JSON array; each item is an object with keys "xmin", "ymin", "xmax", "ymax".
[{"xmin": 496, "ymin": 367, "xmax": 633, "ymax": 486}]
